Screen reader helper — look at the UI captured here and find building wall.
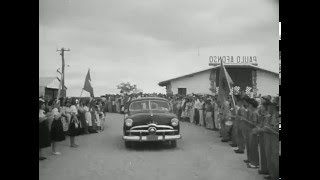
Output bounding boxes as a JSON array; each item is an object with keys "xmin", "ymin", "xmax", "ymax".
[
  {"xmin": 39, "ymin": 86, "xmax": 45, "ymax": 97},
  {"xmin": 166, "ymin": 68, "xmax": 279, "ymax": 96},
  {"xmin": 170, "ymin": 70, "xmax": 212, "ymax": 95},
  {"xmin": 256, "ymin": 70, "xmax": 279, "ymax": 96}
]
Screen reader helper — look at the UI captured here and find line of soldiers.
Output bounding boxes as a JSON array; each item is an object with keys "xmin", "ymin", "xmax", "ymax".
[{"xmin": 219, "ymin": 94, "xmax": 280, "ymax": 180}]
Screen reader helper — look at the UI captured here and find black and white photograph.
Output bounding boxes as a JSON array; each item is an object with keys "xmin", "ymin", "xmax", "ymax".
[{"xmin": 39, "ymin": 0, "xmax": 280, "ymax": 180}]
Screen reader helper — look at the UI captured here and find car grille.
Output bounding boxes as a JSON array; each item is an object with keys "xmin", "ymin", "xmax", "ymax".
[{"xmin": 127, "ymin": 124, "xmax": 177, "ymax": 136}]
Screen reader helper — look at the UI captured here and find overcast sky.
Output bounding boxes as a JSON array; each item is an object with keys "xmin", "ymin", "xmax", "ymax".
[{"xmin": 39, "ymin": 0, "xmax": 279, "ymax": 97}]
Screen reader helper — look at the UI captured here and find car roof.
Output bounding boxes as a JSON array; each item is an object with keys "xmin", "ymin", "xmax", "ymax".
[{"xmin": 130, "ymin": 97, "xmax": 169, "ymax": 102}]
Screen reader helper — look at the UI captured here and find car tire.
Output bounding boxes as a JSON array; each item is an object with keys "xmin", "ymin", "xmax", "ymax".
[
  {"xmin": 125, "ymin": 141, "xmax": 132, "ymax": 148},
  {"xmin": 170, "ymin": 140, "xmax": 177, "ymax": 148}
]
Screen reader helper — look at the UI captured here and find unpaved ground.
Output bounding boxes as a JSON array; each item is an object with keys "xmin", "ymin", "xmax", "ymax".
[{"xmin": 39, "ymin": 113, "xmax": 264, "ymax": 180}]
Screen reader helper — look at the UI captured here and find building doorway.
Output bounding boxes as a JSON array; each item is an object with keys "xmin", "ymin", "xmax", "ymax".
[{"xmin": 178, "ymin": 88, "xmax": 187, "ymax": 96}]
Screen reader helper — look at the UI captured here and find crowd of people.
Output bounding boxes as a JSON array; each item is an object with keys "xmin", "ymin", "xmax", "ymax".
[
  {"xmin": 39, "ymin": 97, "xmax": 107, "ymax": 160},
  {"xmin": 168, "ymin": 92, "xmax": 280, "ymax": 180},
  {"xmin": 39, "ymin": 91, "xmax": 280, "ymax": 179}
]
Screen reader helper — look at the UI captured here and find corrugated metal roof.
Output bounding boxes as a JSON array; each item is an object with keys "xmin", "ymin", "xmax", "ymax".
[{"xmin": 158, "ymin": 64, "xmax": 279, "ymax": 86}]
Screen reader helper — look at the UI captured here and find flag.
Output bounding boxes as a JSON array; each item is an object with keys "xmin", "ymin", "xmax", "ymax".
[
  {"xmin": 217, "ymin": 61, "xmax": 234, "ymax": 106},
  {"xmin": 83, "ymin": 69, "xmax": 94, "ymax": 97}
]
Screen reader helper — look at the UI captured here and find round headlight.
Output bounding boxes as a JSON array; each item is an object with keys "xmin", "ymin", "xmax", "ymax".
[
  {"xmin": 125, "ymin": 119, "xmax": 133, "ymax": 127},
  {"xmin": 171, "ymin": 118, "xmax": 179, "ymax": 126}
]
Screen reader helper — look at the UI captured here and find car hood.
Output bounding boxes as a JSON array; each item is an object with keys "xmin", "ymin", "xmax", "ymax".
[{"xmin": 127, "ymin": 111, "xmax": 176, "ymax": 126}]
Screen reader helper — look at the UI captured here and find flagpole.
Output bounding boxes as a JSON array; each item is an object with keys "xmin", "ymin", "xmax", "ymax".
[
  {"xmin": 221, "ymin": 61, "xmax": 236, "ymax": 109},
  {"xmin": 79, "ymin": 89, "xmax": 84, "ymax": 98}
]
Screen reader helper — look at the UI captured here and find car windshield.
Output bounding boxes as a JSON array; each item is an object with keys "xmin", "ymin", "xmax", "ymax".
[{"xmin": 129, "ymin": 100, "xmax": 170, "ymax": 112}]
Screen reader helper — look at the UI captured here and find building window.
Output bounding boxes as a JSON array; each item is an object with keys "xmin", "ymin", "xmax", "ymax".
[{"xmin": 178, "ymin": 88, "xmax": 187, "ymax": 96}]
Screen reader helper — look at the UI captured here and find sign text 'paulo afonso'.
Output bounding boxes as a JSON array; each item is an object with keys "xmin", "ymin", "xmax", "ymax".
[{"xmin": 208, "ymin": 56, "xmax": 258, "ymax": 66}]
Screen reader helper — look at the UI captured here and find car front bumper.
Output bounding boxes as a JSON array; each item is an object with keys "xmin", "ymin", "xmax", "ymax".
[{"xmin": 123, "ymin": 134, "xmax": 182, "ymax": 141}]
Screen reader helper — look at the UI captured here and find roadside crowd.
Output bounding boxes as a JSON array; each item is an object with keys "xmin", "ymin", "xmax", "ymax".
[
  {"xmin": 39, "ymin": 97, "xmax": 107, "ymax": 160},
  {"xmin": 169, "ymin": 92, "xmax": 280, "ymax": 180},
  {"xmin": 39, "ymin": 91, "xmax": 279, "ymax": 180}
]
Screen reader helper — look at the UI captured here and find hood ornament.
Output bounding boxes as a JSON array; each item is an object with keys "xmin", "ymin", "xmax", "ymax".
[{"xmin": 148, "ymin": 121, "xmax": 158, "ymax": 125}]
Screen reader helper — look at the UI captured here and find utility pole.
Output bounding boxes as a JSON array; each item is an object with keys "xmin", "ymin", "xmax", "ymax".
[{"xmin": 57, "ymin": 47, "xmax": 70, "ymax": 97}]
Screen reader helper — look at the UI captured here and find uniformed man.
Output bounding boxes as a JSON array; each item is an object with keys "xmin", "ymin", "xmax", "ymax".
[
  {"xmin": 246, "ymin": 98, "xmax": 260, "ymax": 169},
  {"xmin": 257, "ymin": 96, "xmax": 272, "ymax": 175},
  {"xmin": 220, "ymin": 100, "xmax": 232, "ymax": 142}
]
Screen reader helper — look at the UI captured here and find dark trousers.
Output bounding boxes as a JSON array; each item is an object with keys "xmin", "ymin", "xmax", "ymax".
[
  {"xmin": 259, "ymin": 133, "xmax": 269, "ymax": 174},
  {"xmin": 178, "ymin": 108, "xmax": 182, "ymax": 120},
  {"xmin": 264, "ymin": 132, "xmax": 279, "ymax": 180},
  {"xmin": 237, "ymin": 120, "xmax": 246, "ymax": 151},
  {"xmin": 212, "ymin": 111, "xmax": 216, "ymax": 129},
  {"xmin": 243, "ymin": 124, "xmax": 251, "ymax": 161},
  {"xmin": 220, "ymin": 118, "xmax": 231, "ymax": 140},
  {"xmin": 248, "ymin": 131, "xmax": 260, "ymax": 166},
  {"xmin": 231, "ymin": 119, "xmax": 238, "ymax": 145},
  {"xmin": 194, "ymin": 109, "xmax": 199, "ymax": 125}
]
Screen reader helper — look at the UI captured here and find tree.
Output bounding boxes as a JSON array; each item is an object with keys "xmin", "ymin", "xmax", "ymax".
[{"xmin": 116, "ymin": 82, "xmax": 139, "ymax": 94}]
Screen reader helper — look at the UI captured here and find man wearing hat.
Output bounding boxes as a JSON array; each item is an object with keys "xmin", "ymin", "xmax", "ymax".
[
  {"xmin": 254, "ymin": 95, "xmax": 273, "ymax": 175},
  {"xmin": 234, "ymin": 94, "xmax": 247, "ymax": 154},
  {"xmin": 220, "ymin": 100, "xmax": 232, "ymax": 142},
  {"xmin": 230, "ymin": 94, "xmax": 241, "ymax": 148},
  {"xmin": 245, "ymin": 97, "xmax": 260, "ymax": 169}
]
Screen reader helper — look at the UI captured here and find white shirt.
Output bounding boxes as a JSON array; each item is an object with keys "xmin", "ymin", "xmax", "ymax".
[{"xmin": 194, "ymin": 99, "xmax": 201, "ymax": 109}]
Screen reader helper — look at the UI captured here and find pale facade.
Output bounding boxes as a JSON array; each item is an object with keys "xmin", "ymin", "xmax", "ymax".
[
  {"xmin": 256, "ymin": 70, "xmax": 279, "ymax": 96},
  {"xmin": 170, "ymin": 70, "xmax": 211, "ymax": 95},
  {"xmin": 159, "ymin": 65, "xmax": 279, "ymax": 96}
]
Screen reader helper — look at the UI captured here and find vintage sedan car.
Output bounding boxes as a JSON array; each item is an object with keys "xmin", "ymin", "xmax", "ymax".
[{"xmin": 123, "ymin": 97, "xmax": 181, "ymax": 148}]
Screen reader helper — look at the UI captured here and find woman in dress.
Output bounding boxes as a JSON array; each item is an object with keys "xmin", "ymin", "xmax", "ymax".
[
  {"xmin": 189, "ymin": 97, "xmax": 195, "ymax": 124},
  {"xmin": 77, "ymin": 99, "xmax": 88, "ymax": 135},
  {"xmin": 107, "ymin": 97, "xmax": 112, "ymax": 113},
  {"xmin": 116, "ymin": 97, "xmax": 120, "ymax": 113},
  {"xmin": 112, "ymin": 96, "xmax": 116, "ymax": 113},
  {"xmin": 50, "ymin": 101, "xmax": 66, "ymax": 155},
  {"xmin": 68, "ymin": 101, "xmax": 80, "ymax": 148},
  {"xmin": 198, "ymin": 98, "xmax": 205, "ymax": 126},
  {"xmin": 39, "ymin": 99, "xmax": 51, "ymax": 160},
  {"xmin": 205, "ymin": 99, "xmax": 214, "ymax": 129},
  {"xmin": 180, "ymin": 98, "xmax": 187, "ymax": 121},
  {"xmin": 193, "ymin": 97, "xmax": 200, "ymax": 126},
  {"xmin": 95, "ymin": 105, "xmax": 101, "ymax": 131},
  {"xmin": 59, "ymin": 98, "xmax": 69, "ymax": 136}
]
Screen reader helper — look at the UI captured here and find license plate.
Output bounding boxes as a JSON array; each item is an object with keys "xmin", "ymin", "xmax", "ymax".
[{"xmin": 146, "ymin": 135, "xmax": 158, "ymax": 141}]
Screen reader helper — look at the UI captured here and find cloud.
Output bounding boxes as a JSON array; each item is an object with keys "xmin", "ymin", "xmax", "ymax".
[{"xmin": 39, "ymin": 0, "xmax": 279, "ymax": 96}]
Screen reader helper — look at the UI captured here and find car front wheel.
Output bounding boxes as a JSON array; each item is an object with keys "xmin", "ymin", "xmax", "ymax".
[
  {"xmin": 125, "ymin": 141, "xmax": 132, "ymax": 148},
  {"xmin": 170, "ymin": 140, "xmax": 177, "ymax": 148}
]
